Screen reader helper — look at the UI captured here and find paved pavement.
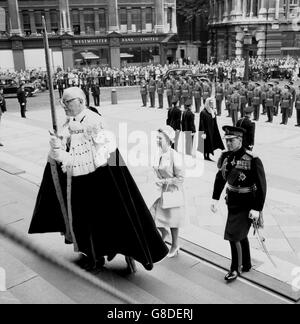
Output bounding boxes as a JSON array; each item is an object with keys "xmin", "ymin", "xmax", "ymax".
[{"xmin": 0, "ymin": 89, "xmax": 300, "ymax": 302}]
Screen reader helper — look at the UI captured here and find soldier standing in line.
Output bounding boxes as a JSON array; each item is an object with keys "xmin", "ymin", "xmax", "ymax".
[
  {"xmin": 140, "ymin": 78, "xmax": 148, "ymax": 108},
  {"xmin": 172, "ymin": 78, "xmax": 182, "ymax": 108},
  {"xmin": 180, "ymin": 78, "xmax": 190, "ymax": 108},
  {"xmin": 166, "ymin": 77, "xmax": 174, "ymax": 109},
  {"xmin": 157, "ymin": 76, "xmax": 165, "ymax": 109},
  {"xmin": 265, "ymin": 83, "xmax": 276, "ymax": 123},
  {"xmin": 230, "ymin": 88, "xmax": 240, "ymax": 127},
  {"xmin": 239, "ymin": 82, "xmax": 248, "ymax": 118},
  {"xmin": 211, "ymin": 126, "xmax": 267, "ymax": 283},
  {"xmin": 236, "ymin": 107, "xmax": 256, "ymax": 151},
  {"xmin": 91, "ymin": 80, "xmax": 100, "ymax": 107},
  {"xmin": 280, "ymin": 85, "xmax": 293, "ymax": 125},
  {"xmin": 148, "ymin": 76, "xmax": 156, "ymax": 108},
  {"xmin": 193, "ymin": 79, "xmax": 202, "ymax": 114},
  {"xmin": 273, "ymin": 81, "xmax": 281, "ymax": 116},
  {"xmin": 260, "ymin": 81, "xmax": 268, "ymax": 115},
  {"xmin": 289, "ymin": 81, "xmax": 296, "ymax": 118},
  {"xmin": 295, "ymin": 85, "xmax": 300, "ymax": 127},
  {"xmin": 17, "ymin": 84, "xmax": 27, "ymax": 119},
  {"xmin": 202, "ymin": 80, "xmax": 212, "ymax": 108},
  {"xmin": 215, "ymin": 81, "xmax": 224, "ymax": 117},
  {"xmin": 247, "ymin": 81, "xmax": 255, "ymax": 107},
  {"xmin": 224, "ymin": 81, "xmax": 233, "ymax": 118},
  {"xmin": 253, "ymin": 83, "xmax": 262, "ymax": 121},
  {"xmin": 57, "ymin": 76, "xmax": 65, "ymax": 99},
  {"xmin": 81, "ymin": 80, "xmax": 90, "ymax": 107}
]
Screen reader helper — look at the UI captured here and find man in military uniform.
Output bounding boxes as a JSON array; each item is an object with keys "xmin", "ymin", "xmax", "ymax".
[
  {"xmin": 148, "ymin": 76, "xmax": 156, "ymax": 108},
  {"xmin": 57, "ymin": 76, "xmax": 65, "ymax": 99},
  {"xmin": 252, "ymin": 83, "xmax": 262, "ymax": 121},
  {"xmin": 295, "ymin": 85, "xmax": 300, "ymax": 127},
  {"xmin": 172, "ymin": 78, "xmax": 182, "ymax": 108},
  {"xmin": 247, "ymin": 82, "xmax": 255, "ymax": 107},
  {"xmin": 239, "ymin": 82, "xmax": 248, "ymax": 118},
  {"xmin": 230, "ymin": 88, "xmax": 240, "ymax": 127},
  {"xmin": 165, "ymin": 77, "xmax": 174, "ymax": 109},
  {"xmin": 280, "ymin": 85, "xmax": 293, "ymax": 125},
  {"xmin": 0, "ymin": 87, "xmax": 6, "ymax": 147},
  {"xmin": 289, "ymin": 81, "xmax": 296, "ymax": 118},
  {"xmin": 180, "ymin": 78, "xmax": 190, "ymax": 108},
  {"xmin": 91, "ymin": 80, "xmax": 100, "ymax": 107},
  {"xmin": 260, "ymin": 81, "xmax": 268, "ymax": 115},
  {"xmin": 215, "ymin": 81, "xmax": 224, "ymax": 116},
  {"xmin": 140, "ymin": 78, "xmax": 148, "ymax": 107},
  {"xmin": 17, "ymin": 84, "xmax": 27, "ymax": 119},
  {"xmin": 193, "ymin": 79, "xmax": 202, "ymax": 114},
  {"xmin": 236, "ymin": 106, "xmax": 255, "ymax": 151},
  {"xmin": 182, "ymin": 98, "xmax": 196, "ymax": 156},
  {"xmin": 265, "ymin": 83, "xmax": 275, "ymax": 123},
  {"xmin": 211, "ymin": 126, "xmax": 267, "ymax": 282},
  {"xmin": 156, "ymin": 76, "xmax": 165, "ymax": 109},
  {"xmin": 202, "ymin": 80, "xmax": 212, "ymax": 107},
  {"xmin": 273, "ymin": 81, "xmax": 281, "ymax": 116},
  {"xmin": 224, "ymin": 81, "xmax": 233, "ymax": 118}
]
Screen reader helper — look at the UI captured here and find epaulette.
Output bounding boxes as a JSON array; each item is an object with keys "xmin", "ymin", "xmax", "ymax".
[{"xmin": 245, "ymin": 150, "xmax": 258, "ymax": 159}]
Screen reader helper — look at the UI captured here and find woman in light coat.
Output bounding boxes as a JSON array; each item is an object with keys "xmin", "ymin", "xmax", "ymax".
[{"xmin": 150, "ymin": 126, "xmax": 186, "ymax": 258}]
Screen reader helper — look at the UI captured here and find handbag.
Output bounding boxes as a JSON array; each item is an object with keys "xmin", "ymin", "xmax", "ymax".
[{"xmin": 161, "ymin": 184, "xmax": 184, "ymax": 209}]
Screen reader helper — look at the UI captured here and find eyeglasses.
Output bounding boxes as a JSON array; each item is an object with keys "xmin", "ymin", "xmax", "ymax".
[{"xmin": 60, "ymin": 97, "xmax": 80, "ymax": 107}]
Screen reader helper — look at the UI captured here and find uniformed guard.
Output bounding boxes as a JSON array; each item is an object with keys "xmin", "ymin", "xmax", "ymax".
[
  {"xmin": 230, "ymin": 88, "xmax": 240, "ymax": 127},
  {"xmin": 157, "ymin": 76, "xmax": 165, "ymax": 109},
  {"xmin": 236, "ymin": 106, "xmax": 255, "ymax": 151},
  {"xmin": 247, "ymin": 82, "xmax": 255, "ymax": 107},
  {"xmin": 193, "ymin": 79, "xmax": 202, "ymax": 114},
  {"xmin": 181, "ymin": 78, "xmax": 190, "ymax": 108},
  {"xmin": 289, "ymin": 81, "xmax": 296, "ymax": 118},
  {"xmin": 252, "ymin": 83, "xmax": 262, "ymax": 121},
  {"xmin": 224, "ymin": 81, "xmax": 233, "ymax": 117},
  {"xmin": 202, "ymin": 80, "xmax": 212, "ymax": 106},
  {"xmin": 265, "ymin": 83, "xmax": 275, "ymax": 123},
  {"xmin": 215, "ymin": 81, "xmax": 224, "ymax": 116},
  {"xmin": 148, "ymin": 76, "xmax": 156, "ymax": 108},
  {"xmin": 166, "ymin": 78, "xmax": 174, "ymax": 109},
  {"xmin": 239, "ymin": 82, "xmax": 248, "ymax": 118},
  {"xmin": 260, "ymin": 81, "xmax": 268, "ymax": 115},
  {"xmin": 211, "ymin": 126, "xmax": 267, "ymax": 282},
  {"xmin": 280, "ymin": 85, "xmax": 293, "ymax": 125},
  {"xmin": 172, "ymin": 79, "xmax": 182, "ymax": 108},
  {"xmin": 273, "ymin": 81, "xmax": 281, "ymax": 116},
  {"xmin": 295, "ymin": 85, "xmax": 300, "ymax": 127},
  {"xmin": 140, "ymin": 78, "xmax": 148, "ymax": 107}
]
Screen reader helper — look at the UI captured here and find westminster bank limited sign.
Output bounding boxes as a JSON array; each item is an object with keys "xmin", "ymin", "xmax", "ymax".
[{"xmin": 74, "ymin": 36, "xmax": 162, "ymax": 46}]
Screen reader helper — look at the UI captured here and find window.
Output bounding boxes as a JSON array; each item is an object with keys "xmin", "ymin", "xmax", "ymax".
[
  {"xmin": 253, "ymin": 0, "xmax": 259, "ymax": 17},
  {"xmin": 22, "ymin": 11, "xmax": 31, "ymax": 36},
  {"xmin": 84, "ymin": 10, "xmax": 95, "ymax": 35},
  {"xmin": 145, "ymin": 7, "xmax": 153, "ymax": 32},
  {"xmin": 167, "ymin": 8, "xmax": 172, "ymax": 30},
  {"xmin": 50, "ymin": 10, "xmax": 59, "ymax": 34},
  {"xmin": 99, "ymin": 9, "xmax": 106, "ymax": 32},
  {"xmin": 72, "ymin": 10, "xmax": 80, "ymax": 35},
  {"xmin": 119, "ymin": 8, "xmax": 127, "ymax": 33},
  {"xmin": 34, "ymin": 10, "xmax": 44, "ymax": 34},
  {"xmin": 131, "ymin": 8, "xmax": 141, "ymax": 33}
]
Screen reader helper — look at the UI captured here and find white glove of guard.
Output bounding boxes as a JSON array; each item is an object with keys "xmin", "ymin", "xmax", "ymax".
[
  {"xmin": 49, "ymin": 135, "xmax": 63, "ymax": 150},
  {"xmin": 211, "ymin": 199, "xmax": 219, "ymax": 214},
  {"xmin": 201, "ymin": 134, "xmax": 207, "ymax": 140},
  {"xmin": 249, "ymin": 210, "xmax": 260, "ymax": 222},
  {"xmin": 49, "ymin": 148, "xmax": 71, "ymax": 165}
]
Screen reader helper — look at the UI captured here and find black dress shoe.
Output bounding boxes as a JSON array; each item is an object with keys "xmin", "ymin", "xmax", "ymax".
[
  {"xmin": 295, "ymin": 124, "xmax": 300, "ymax": 127},
  {"xmin": 0, "ymin": 143, "xmax": 3, "ymax": 147},
  {"xmin": 242, "ymin": 266, "xmax": 252, "ymax": 273},
  {"xmin": 224, "ymin": 271, "xmax": 239, "ymax": 282}
]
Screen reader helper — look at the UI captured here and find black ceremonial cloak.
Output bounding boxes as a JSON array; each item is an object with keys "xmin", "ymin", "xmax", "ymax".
[
  {"xmin": 29, "ymin": 149, "xmax": 168, "ymax": 271},
  {"xmin": 198, "ymin": 109, "xmax": 225, "ymax": 155}
]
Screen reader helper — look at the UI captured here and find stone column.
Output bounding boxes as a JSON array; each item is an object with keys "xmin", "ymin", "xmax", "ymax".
[
  {"xmin": 242, "ymin": 0, "xmax": 247, "ymax": 18},
  {"xmin": 7, "ymin": 0, "xmax": 22, "ymax": 35},
  {"xmin": 155, "ymin": 0, "xmax": 164, "ymax": 33},
  {"xmin": 44, "ymin": 9, "xmax": 52, "ymax": 34},
  {"xmin": 29, "ymin": 10, "xmax": 37, "ymax": 35},
  {"xmin": 268, "ymin": 0, "xmax": 276, "ymax": 20},
  {"xmin": 127, "ymin": 7, "xmax": 132, "ymax": 33},
  {"xmin": 95, "ymin": 9, "xmax": 100, "ymax": 35},
  {"xmin": 275, "ymin": 0, "xmax": 280, "ymax": 19},
  {"xmin": 279, "ymin": 0, "xmax": 285, "ymax": 19},
  {"xmin": 224, "ymin": 0, "xmax": 229, "ymax": 21},
  {"xmin": 236, "ymin": 0, "xmax": 242, "ymax": 18},
  {"xmin": 108, "ymin": 0, "xmax": 119, "ymax": 32},
  {"xmin": 171, "ymin": 5, "xmax": 177, "ymax": 33},
  {"xmin": 79, "ymin": 8, "xmax": 85, "ymax": 35},
  {"xmin": 59, "ymin": 0, "xmax": 72, "ymax": 34},
  {"xmin": 141, "ymin": 7, "xmax": 147, "ymax": 33},
  {"xmin": 164, "ymin": 5, "xmax": 168, "ymax": 33},
  {"xmin": 250, "ymin": 0, "xmax": 254, "ymax": 17}
]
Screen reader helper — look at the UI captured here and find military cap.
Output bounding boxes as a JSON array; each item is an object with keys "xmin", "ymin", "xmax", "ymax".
[
  {"xmin": 222, "ymin": 126, "xmax": 246, "ymax": 139},
  {"xmin": 244, "ymin": 106, "xmax": 254, "ymax": 114}
]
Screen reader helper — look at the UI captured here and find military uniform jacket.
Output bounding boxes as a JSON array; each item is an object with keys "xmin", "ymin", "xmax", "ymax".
[
  {"xmin": 172, "ymin": 83, "xmax": 182, "ymax": 102},
  {"xmin": 148, "ymin": 80, "xmax": 156, "ymax": 93},
  {"xmin": 140, "ymin": 84, "xmax": 148, "ymax": 95},
  {"xmin": 181, "ymin": 109, "xmax": 196, "ymax": 133},
  {"xmin": 0, "ymin": 94, "xmax": 6, "ymax": 114},
  {"xmin": 213, "ymin": 148, "xmax": 267, "ymax": 212},
  {"xmin": 193, "ymin": 83, "xmax": 202, "ymax": 99},
  {"xmin": 166, "ymin": 81, "xmax": 173, "ymax": 96},
  {"xmin": 247, "ymin": 84, "xmax": 255, "ymax": 99},
  {"xmin": 230, "ymin": 93, "xmax": 240, "ymax": 111},
  {"xmin": 239, "ymin": 88, "xmax": 248, "ymax": 104},
  {"xmin": 290, "ymin": 87, "xmax": 296, "ymax": 103},
  {"xmin": 253, "ymin": 87, "xmax": 262, "ymax": 105},
  {"xmin": 265, "ymin": 90, "xmax": 275, "ymax": 107},
  {"xmin": 181, "ymin": 84, "xmax": 190, "ymax": 98},
  {"xmin": 203, "ymin": 84, "xmax": 212, "ymax": 101},
  {"xmin": 215, "ymin": 85, "xmax": 224, "ymax": 101},
  {"xmin": 260, "ymin": 84, "xmax": 268, "ymax": 100},
  {"xmin": 295, "ymin": 93, "xmax": 300, "ymax": 110},
  {"xmin": 274, "ymin": 86, "xmax": 282, "ymax": 103},
  {"xmin": 281, "ymin": 90, "xmax": 292, "ymax": 109},
  {"xmin": 157, "ymin": 81, "xmax": 164, "ymax": 95}
]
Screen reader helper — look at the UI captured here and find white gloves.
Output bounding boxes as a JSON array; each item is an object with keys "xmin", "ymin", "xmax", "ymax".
[
  {"xmin": 49, "ymin": 135, "xmax": 63, "ymax": 150},
  {"xmin": 201, "ymin": 134, "xmax": 207, "ymax": 140},
  {"xmin": 211, "ymin": 199, "xmax": 219, "ymax": 214},
  {"xmin": 249, "ymin": 210, "xmax": 260, "ymax": 222}
]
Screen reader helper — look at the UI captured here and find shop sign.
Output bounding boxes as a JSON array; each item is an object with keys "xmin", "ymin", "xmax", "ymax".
[
  {"xmin": 121, "ymin": 36, "xmax": 161, "ymax": 43},
  {"xmin": 74, "ymin": 38, "xmax": 108, "ymax": 46}
]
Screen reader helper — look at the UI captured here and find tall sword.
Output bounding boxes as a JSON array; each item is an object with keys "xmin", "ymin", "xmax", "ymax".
[{"xmin": 42, "ymin": 16, "xmax": 58, "ymax": 134}]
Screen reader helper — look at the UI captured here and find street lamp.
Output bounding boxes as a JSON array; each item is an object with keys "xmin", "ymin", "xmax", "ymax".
[{"xmin": 243, "ymin": 27, "xmax": 252, "ymax": 82}]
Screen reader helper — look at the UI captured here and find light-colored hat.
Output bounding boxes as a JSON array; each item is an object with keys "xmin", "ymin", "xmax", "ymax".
[{"xmin": 158, "ymin": 126, "xmax": 175, "ymax": 143}]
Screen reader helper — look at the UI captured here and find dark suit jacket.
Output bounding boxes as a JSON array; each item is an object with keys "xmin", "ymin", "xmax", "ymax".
[
  {"xmin": 17, "ymin": 89, "xmax": 27, "ymax": 104},
  {"xmin": 182, "ymin": 109, "xmax": 196, "ymax": 133},
  {"xmin": 236, "ymin": 117, "xmax": 256, "ymax": 150},
  {"xmin": 167, "ymin": 107, "xmax": 182, "ymax": 131},
  {"xmin": 91, "ymin": 84, "xmax": 100, "ymax": 96}
]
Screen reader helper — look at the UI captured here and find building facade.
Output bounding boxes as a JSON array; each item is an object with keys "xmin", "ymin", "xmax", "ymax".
[
  {"xmin": 209, "ymin": 0, "xmax": 300, "ymax": 61},
  {"xmin": 0, "ymin": 0, "xmax": 178, "ymax": 71}
]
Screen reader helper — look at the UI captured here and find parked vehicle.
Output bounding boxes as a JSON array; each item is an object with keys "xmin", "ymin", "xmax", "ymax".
[{"xmin": 0, "ymin": 77, "xmax": 39, "ymax": 98}]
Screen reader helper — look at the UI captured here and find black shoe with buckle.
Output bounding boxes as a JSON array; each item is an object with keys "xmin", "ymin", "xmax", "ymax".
[{"xmin": 224, "ymin": 271, "xmax": 239, "ymax": 282}]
